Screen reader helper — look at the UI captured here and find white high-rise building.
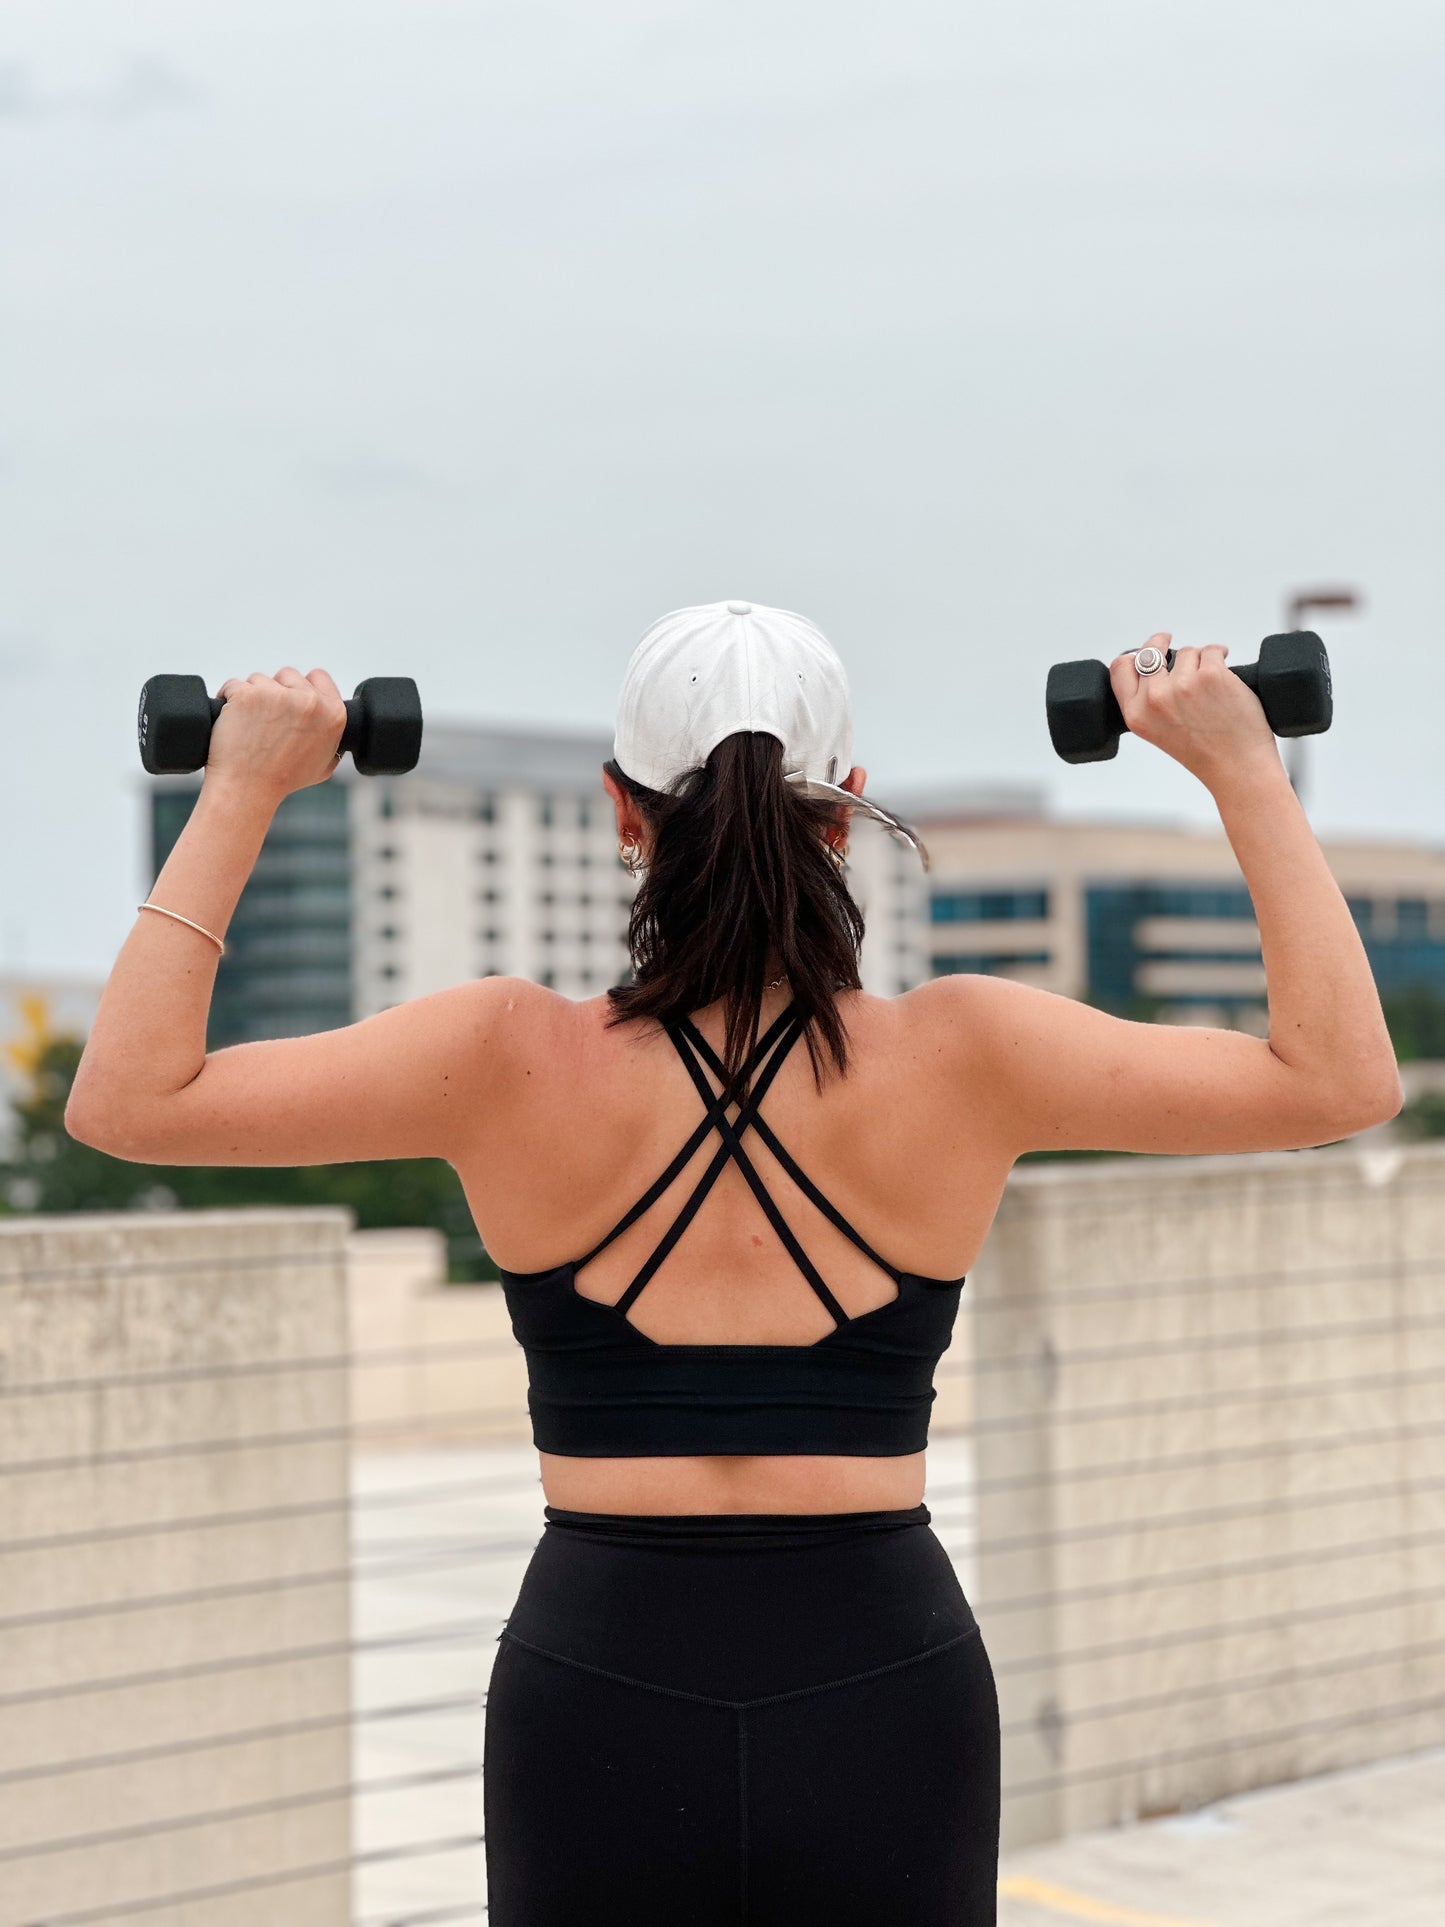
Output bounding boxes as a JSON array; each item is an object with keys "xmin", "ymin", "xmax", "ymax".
[
  {"xmin": 358, "ymin": 722, "xmax": 933, "ymax": 1011},
  {"xmin": 150, "ymin": 723, "xmax": 932, "ymax": 1043},
  {"xmin": 351, "ymin": 723, "xmax": 640, "ymax": 1010}
]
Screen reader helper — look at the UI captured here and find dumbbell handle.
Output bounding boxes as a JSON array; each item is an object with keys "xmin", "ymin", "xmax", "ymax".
[
  {"xmin": 201, "ymin": 691, "xmax": 368, "ymax": 760},
  {"xmin": 1046, "ymin": 631, "xmax": 1332, "ymax": 765},
  {"xmin": 1127, "ymin": 648, "xmax": 1267, "ymax": 713},
  {"xmin": 1114, "ymin": 646, "xmax": 1326, "ymax": 739}
]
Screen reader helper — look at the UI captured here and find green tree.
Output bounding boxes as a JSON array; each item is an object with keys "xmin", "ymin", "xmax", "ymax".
[
  {"xmin": 1379, "ymin": 984, "xmax": 1445, "ymax": 1064},
  {"xmin": 1395, "ymin": 1091, "xmax": 1445, "ymax": 1142},
  {"xmin": 1, "ymin": 1034, "xmax": 496, "ymax": 1281}
]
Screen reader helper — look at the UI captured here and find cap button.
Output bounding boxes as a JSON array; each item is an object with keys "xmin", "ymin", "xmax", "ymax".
[{"xmin": 726, "ymin": 600, "xmax": 752, "ymax": 616}]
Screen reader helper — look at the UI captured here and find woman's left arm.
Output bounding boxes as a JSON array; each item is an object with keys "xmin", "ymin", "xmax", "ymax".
[{"xmin": 65, "ymin": 667, "xmax": 518, "ymax": 1168}]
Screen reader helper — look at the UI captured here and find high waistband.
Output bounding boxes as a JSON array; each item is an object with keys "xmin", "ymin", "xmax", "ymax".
[
  {"xmin": 509, "ymin": 1499, "xmax": 970, "ymax": 1702},
  {"xmin": 541, "ymin": 1502, "xmax": 929, "ymax": 1549}
]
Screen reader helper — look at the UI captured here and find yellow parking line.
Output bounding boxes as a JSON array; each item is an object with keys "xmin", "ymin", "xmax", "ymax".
[{"xmin": 998, "ymin": 1874, "xmax": 1216, "ymax": 1927}]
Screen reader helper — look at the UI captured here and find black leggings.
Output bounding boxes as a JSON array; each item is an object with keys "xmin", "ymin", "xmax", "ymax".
[{"xmin": 483, "ymin": 1502, "xmax": 1000, "ymax": 1925}]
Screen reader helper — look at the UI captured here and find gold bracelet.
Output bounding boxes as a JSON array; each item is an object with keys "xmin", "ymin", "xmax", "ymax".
[{"xmin": 137, "ymin": 902, "xmax": 226, "ymax": 956}]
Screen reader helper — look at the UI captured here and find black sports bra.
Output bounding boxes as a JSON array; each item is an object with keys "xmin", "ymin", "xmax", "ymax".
[{"xmin": 497, "ymin": 1001, "xmax": 967, "ymax": 1457}]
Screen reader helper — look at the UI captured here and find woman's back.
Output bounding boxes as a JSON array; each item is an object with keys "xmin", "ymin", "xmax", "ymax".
[
  {"xmin": 452, "ymin": 976, "xmax": 1013, "ymax": 1513},
  {"xmin": 460, "ymin": 980, "xmax": 1008, "ymax": 1338}
]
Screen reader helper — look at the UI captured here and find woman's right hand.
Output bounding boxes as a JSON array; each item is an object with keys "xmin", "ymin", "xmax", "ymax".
[{"xmin": 1109, "ymin": 633, "xmax": 1282, "ymax": 788}]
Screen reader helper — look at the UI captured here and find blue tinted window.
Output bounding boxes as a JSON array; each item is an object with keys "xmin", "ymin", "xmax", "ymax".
[
  {"xmin": 930, "ymin": 888, "xmax": 1049, "ymax": 924},
  {"xmin": 1084, "ymin": 879, "xmax": 1256, "ymax": 1011},
  {"xmin": 1149, "ymin": 883, "xmax": 1253, "ymax": 919},
  {"xmin": 153, "ymin": 780, "xmax": 355, "ymax": 1048},
  {"xmin": 1396, "ymin": 899, "xmax": 1429, "ymax": 937},
  {"xmin": 1084, "ymin": 876, "xmax": 1445, "ymax": 1012}
]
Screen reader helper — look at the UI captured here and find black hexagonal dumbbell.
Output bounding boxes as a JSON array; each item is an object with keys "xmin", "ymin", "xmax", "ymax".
[
  {"xmin": 137, "ymin": 674, "xmax": 423, "ymax": 776},
  {"xmin": 1045, "ymin": 631, "xmax": 1333, "ymax": 765}
]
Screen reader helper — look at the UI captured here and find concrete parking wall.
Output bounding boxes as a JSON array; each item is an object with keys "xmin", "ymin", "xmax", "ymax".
[
  {"xmin": 973, "ymin": 1138, "xmax": 1445, "ymax": 1852},
  {"xmin": 0, "ymin": 1209, "xmax": 354, "ymax": 1926},
  {"xmin": 348, "ymin": 1228, "xmax": 527, "ymax": 1443}
]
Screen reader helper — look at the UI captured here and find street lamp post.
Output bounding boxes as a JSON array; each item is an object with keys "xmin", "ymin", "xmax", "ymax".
[{"xmin": 1282, "ymin": 587, "xmax": 1361, "ymax": 808}]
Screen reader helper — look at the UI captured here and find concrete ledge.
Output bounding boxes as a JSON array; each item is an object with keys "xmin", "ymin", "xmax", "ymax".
[{"xmin": 0, "ymin": 1209, "xmax": 354, "ymax": 1924}]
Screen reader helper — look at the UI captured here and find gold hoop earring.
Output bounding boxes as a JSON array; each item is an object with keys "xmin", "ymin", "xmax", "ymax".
[
  {"xmin": 827, "ymin": 838, "xmax": 849, "ymax": 870},
  {"xmin": 619, "ymin": 836, "xmax": 645, "ymax": 877}
]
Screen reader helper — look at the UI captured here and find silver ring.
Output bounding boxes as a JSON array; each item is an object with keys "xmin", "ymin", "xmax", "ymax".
[{"xmin": 1135, "ymin": 645, "xmax": 1166, "ymax": 676}]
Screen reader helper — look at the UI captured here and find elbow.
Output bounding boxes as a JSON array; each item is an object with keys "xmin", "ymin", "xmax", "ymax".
[
  {"xmin": 63, "ymin": 1092, "xmax": 117, "ymax": 1155},
  {"xmin": 1332, "ymin": 1069, "xmax": 1406, "ymax": 1134},
  {"xmin": 63, "ymin": 1085, "xmax": 103, "ymax": 1149},
  {"xmin": 64, "ymin": 1091, "xmax": 150, "ymax": 1161}
]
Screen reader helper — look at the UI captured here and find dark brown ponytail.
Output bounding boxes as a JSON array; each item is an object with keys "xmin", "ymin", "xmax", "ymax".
[{"xmin": 604, "ymin": 733, "xmax": 881, "ymax": 1092}]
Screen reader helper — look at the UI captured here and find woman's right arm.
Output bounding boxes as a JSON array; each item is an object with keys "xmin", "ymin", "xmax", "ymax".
[{"xmin": 933, "ymin": 639, "xmax": 1404, "ymax": 1159}]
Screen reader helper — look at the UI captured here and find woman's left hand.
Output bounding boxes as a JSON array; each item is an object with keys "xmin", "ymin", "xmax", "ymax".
[{"xmin": 207, "ymin": 668, "xmax": 351, "ymax": 800}]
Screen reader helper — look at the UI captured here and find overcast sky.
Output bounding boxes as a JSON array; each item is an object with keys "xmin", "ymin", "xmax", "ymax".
[{"xmin": 3, "ymin": 0, "xmax": 1442, "ymax": 979}]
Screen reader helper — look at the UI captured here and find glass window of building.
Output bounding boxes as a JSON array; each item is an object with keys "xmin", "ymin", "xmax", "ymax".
[
  {"xmin": 931, "ymin": 888, "xmax": 1050, "ymax": 924},
  {"xmin": 1148, "ymin": 883, "xmax": 1253, "ymax": 919},
  {"xmin": 1397, "ymin": 898, "xmax": 1429, "ymax": 936}
]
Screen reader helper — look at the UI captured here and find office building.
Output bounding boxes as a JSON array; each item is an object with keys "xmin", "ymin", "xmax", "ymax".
[
  {"xmin": 900, "ymin": 785, "xmax": 1445, "ymax": 1030},
  {"xmin": 149, "ymin": 723, "xmax": 925, "ymax": 1046}
]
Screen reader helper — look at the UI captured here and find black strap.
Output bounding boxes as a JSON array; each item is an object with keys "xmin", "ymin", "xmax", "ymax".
[
  {"xmin": 677, "ymin": 1016, "xmax": 903, "ymax": 1285},
  {"xmin": 575, "ymin": 1002, "xmax": 800, "ymax": 1271},
  {"xmin": 612, "ymin": 1011, "xmax": 811, "ymax": 1317},
  {"xmin": 656, "ymin": 1019, "xmax": 850, "ymax": 1326}
]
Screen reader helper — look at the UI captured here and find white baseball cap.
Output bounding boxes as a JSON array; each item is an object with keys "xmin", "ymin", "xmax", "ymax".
[
  {"xmin": 615, "ymin": 599, "xmax": 853, "ymax": 795},
  {"xmin": 612, "ymin": 599, "xmax": 926, "ymax": 859}
]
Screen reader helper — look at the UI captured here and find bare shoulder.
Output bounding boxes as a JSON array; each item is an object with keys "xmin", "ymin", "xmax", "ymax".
[
  {"xmin": 896, "ymin": 969, "xmax": 1397, "ymax": 1160},
  {"xmin": 884, "ymin": 972, "xmax": 998, "ymax": 1065},
  {"xmin": 459, "ymin": 974, "xmax": 597, "ymax": 1075},
  {"xmin": 467, "ymin": 980, "xmax": 671, "ymax": 1099},
  {"xmin": 406, "ymin": 975, "xmax": 579, "ymax": 1121}
]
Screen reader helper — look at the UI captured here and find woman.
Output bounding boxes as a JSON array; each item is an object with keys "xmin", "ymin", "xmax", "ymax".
[{"xmin": 68, "ymin": 601, "xmax": 1402, "ymax": 1925}]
